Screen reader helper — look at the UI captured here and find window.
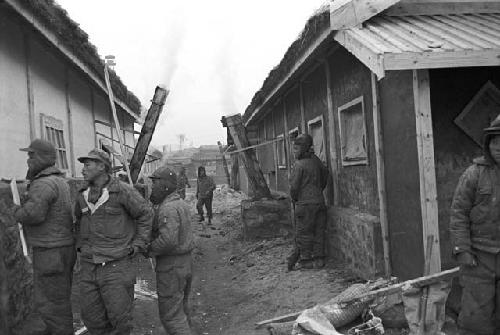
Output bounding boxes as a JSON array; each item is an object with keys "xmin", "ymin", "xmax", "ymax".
[
  {"xmin": 288, "ymin": 127, "xmax": 299, "ymax": 164},
  {"xmin": 41, "ymin": 114, "xmax": 69, "ymax": 170},
  {"xmin": 307, "ymin": 117, "xmax": 326, "ymax": 164},
  {"xmin": 276, "ymin": 134, "xmax": 287, "ymax": 169},
  {"xmin": 338, "ymin": 96, "xmax": 368, "ymax": 166}
]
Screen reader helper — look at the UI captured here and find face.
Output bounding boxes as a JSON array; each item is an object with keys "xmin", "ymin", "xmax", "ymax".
[
  {"xmin": 293, "ymin": 144, "xmax": 304, "ymax": 160},
  {"xmin": 490, "ymin": 136, "xmax": 500, "ymax": 164},
  {"xmin": 199, "ymin": 169, "xmax": 206, "ymax": 177},
  {"xmin": 82, "ymin": 160, "xmax": 106, "ymax": 182},
  {"xmin": 150, "ymin": 178, "xmax": 169, "ymax": 204},
  {"xmin": 27, "ymin": 151, "xmax": 37, "ymax": 170}
]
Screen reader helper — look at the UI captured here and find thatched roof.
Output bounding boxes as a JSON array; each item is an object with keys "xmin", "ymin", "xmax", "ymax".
[
  {"xmin": 242, "ymin": 3, "xmax": 331, "ymax": 123},
  {"xmin": 12, "ymin": 0, "xmax": 141, "ymax": 115}
]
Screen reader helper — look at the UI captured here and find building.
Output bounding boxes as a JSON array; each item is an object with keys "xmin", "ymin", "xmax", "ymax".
[
  {"xmin": 236, "ymin": 0, "xmax": 500, "ymax": 280},
  {"xmin": 0, "ymin": 0, "xmax": 144, "ymax": 179}
]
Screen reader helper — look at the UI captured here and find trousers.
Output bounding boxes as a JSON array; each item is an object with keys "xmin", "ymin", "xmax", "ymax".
[
  {"xmin": 294, "ymin": 203, "xmax": 326, "ymax": 261},
  {"xmin": 79, "ymin": 257, "xmax": 136, "ymax": 335},
  {"xmin": 196, "ymin": 195, "xmax": 213, "ymax": 219}
]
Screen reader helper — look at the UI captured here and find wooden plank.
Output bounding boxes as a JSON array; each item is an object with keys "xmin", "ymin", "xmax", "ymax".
[
  {"xmin": 90, "ymin": 90, "xmax": 98, "ymax": 147},
  {"xmin": 129, "ymin": 86, "xmax": 169, "ymax": 183},
  {"xmin": 385, "ymin": 48, "xmax": 500, "ymax": 71},
  {"xmin": 23, "ymin": 32, "xmax": 36, "ymax": 141},
  {"xmin": 330, "ymin": 0, "xmax": 402, "ymax": 30},
  {"xmin": 334, "ymin": 30, "xmax": 386, "ymax": 79},
  {"xmin": 224, "ymin": 114, "xmax": 271, "ymax": 199},
  {"xmin": 299, "ymin": 82, "xmax": 306, "ymax": 133},
  {"xmin": 435, "ymin": 15, "xmax": 500, "ymax": 47},
  {"xmin": 323, "ymin": 60, "xmax": 340, "ymax": 207},
  {"xmin": 64, "ymin": 68, "xmax": 76, "ymax": 177},
  {"xmin": 217, "ymin": 141, "xmax": 231, "ymax": 185},
  {"xmin": 371, "ymin": 73, "xmax": 391, "ymax": 277},
  {"xmin": 386, "ymin": 0, "xmax": 500, "ymax": 16},
  {"xmin": 255, "ymin": 312, "xmax": 302, "ymax": 329},
  {"xmin": 413, "ymin": 69, "xmax": 441, "ymax": 275}
]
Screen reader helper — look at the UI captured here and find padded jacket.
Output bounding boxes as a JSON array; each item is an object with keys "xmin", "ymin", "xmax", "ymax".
[
  {"xmin": 289, "ymin": 152, "xmax": 328, "ymax": 205},
  {"xmin": 75, "ymin": 177, "xmax": 153, "ymax": 264},
  {"xmin": 196, "ymin": 176, "xmax": 215, "ymax": 199},
  {"xmin": 450, "ymin": 157, "xmax": 500, "ymax": 254},
  {"xmin": 14, "ymin": 166, "xmax": 74, "ymax": 248}
]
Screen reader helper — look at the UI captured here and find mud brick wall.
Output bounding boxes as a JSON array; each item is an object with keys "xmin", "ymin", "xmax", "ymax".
[
  {"xmin": 327, "ymin": 206, "xmax": 384, "ymax": 280},
  {"xmin": 241, "ymin": 198, "xmax": 292, "ymax": 240},
  {"xmin": 0, "ymin": 183, "xmax": 34, "ymax": 332}
]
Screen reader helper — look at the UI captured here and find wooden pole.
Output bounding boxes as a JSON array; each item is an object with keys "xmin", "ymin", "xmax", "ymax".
[
  {"xmin": 217, "ymin": 141, "xmax": 231, "ymax": 185},
  {"xmin": 223, "ymin": 114, "xmax": 271, "ymax": 199},
  {"xmin": 103, "ymin": 64, "xmax": 133, "ymax": 186},
  {"xmin": 10, "ymin": 179, "xmax": 30, "ymax": 264},
  {"xmin": 129, "ymin": 86, "xmax": 169, "ymax": 183}
]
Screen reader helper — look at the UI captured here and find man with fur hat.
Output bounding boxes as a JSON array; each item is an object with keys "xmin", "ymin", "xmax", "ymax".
[
  {"xmin": 0, "ymin": 139, "xmax": 76, "ymax": 335},
  {"xmin": 196, "ymin": 166, "xmax": 216, "ymax": 224},
  {"xmin": 288, "ymin": 134, "xmax": 329, "ymax": 271},
  {"xmin": 451, "ymin": 116, "xmax": 500, "ymax": 335},
  {"xmin": 74, "ymin": 149, "xmax": 153, "ymax": 335},
  {"xmin": 148, "ymin": 166, "xmax": 194, "ymax": 335}
]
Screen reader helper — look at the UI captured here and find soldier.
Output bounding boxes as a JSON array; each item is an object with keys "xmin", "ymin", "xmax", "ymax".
[
  {"xmin": 75, "ymin": 149, "xmax": 153, "ymax": 335},
  {"xmin": 287, "ymin": 134, "xmax": 328, "ymax": 271},
  {"xmin": 148, "ymin": 166, "xmax": 194, "ymax": 335},
  {"xmin": 177, "ymin": 166, "xmax": 191, "ymax": 199},
  {"xmin": 0, "ymin": 139, "xmax": 76, "ymax": 335},
  {"xmin": 196, "ymin": 166, "xmax": 216, "ymax": 224},
  {"xmin": 451, "ymin": 116, "xmax": 500, "ymax": 335}
]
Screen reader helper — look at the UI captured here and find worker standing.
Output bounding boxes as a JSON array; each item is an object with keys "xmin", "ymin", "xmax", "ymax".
[
  {"xmin": 451, "ymin": 116, "xmax": 500, "ymax": 335},
  {"xmin": 287, "ymin": 134, "xmax": 328, "ymax": 271},
  {"xmin": 148, "ymin": 166, "xmax": 194, "ymax": 335},
  {"xmin": 196, "ymin": 166, "xmax": 216, "ymax": 225},
  {"xmin": 75, "ymin": 149, "xmax": 153, "ymax": 335},
  {"xmin": 0, "ymin": 139, "xmax": 76, "ymax": 335},
  {"xmin": 177, "ymin": 166, "xmax": 191, "ymax": 199}
]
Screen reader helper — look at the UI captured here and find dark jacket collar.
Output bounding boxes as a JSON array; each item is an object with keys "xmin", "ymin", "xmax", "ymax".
[
  {"xmin": 162, "ymin": 192, "xmax": 181, "ymax": 205},
  {"xmin": 78, "ymin": 175, "xmax": 122, "ymax": 193},
  {"xmin": 33, "ymin": 166, "xmax": 63, "ymax": 180}
]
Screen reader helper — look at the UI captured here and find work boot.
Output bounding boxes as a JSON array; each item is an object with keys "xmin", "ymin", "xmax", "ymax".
[
  {"xmin": 314, "ymin": 258, "xmax": 325, "ymax": 269},
  {"xmin": 208, "ymin": 217, "xmax": 212, "ymax": 225},
  {"xmin": 198, "ymin": 214, "xmax": 204, "ymax": 222},
  {"xmin": 286, "ymin": 248, "xmax": 300, "ymax": 272}
]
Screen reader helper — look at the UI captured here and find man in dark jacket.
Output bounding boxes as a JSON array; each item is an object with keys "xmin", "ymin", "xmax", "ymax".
[
  {"xmin": 148, "ymin": 166, "xmax": 194, "ymax": 335},
  {"xmin": 75, "ymin": 149, "xmax": 153, "ymax": 335},
  {"xmin": 0, "ymin": 139, "xmax": 76, "ymax": 335},
  {"xmin": 288, "ymin": 134, "xmax": 329, "ymax": 271},
  {"xmin": 177, "ymin": 167, "xmax": 191, "ymax": 200},
  {"xmin": 196, "ymin": 166, "xmax": 216, "ymax": 224},
  {"xmin": 450, "ymin": 116, "xmax": 500, "ymax": 335}
]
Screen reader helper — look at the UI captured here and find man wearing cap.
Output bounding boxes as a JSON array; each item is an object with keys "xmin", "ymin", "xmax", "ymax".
[
  {"xmin": 451, "ymin": 116, "xmax": 500, "ymax": 335},
  {"xmin": 288, "ymin": 134, "xmax": 329, "ymax": 271},
  {"xmin": 74, "ymin": 149, "xmax": 153, "ymax": 335},
  {"xmin": 177, "ymin": 167, "xmax": 191, "ymax": 200},
  {"xmin": 196, "ymin": 166, "xmax": 216, "ymax": 224},
  {"xmin": 0, "ymin": 139, "xmax": 76, "ymax": 335},
  {"xmin": 148, "ymin": 166, "xmax": 194, "ymax": 335}
]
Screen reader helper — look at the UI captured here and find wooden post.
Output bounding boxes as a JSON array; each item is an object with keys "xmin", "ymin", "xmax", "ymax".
[
  {"xmin": 23, "ymin": 32, "xmax": 35, "ymax": 141},
  {"xmin": 323, "ymin": 60, "xmax": 340, "ymax": 206},
  {"xmin": 217, "ymin": 141, "xmax": 231, "ymax": 185},
  {"xmin": 129, "ymin": 86, "xmax": 169, "ymax": 183},
  {"xmin": 223, "ymin": 114, "xmax": 271, "ymax": 199},
  {"xmin": 65, "ymin": 68, "xmax": 76, "ymax": 177},
  {"xmin": 413, "ymin": 69, "xmax": 441, "ymax": 275},
  {"xmin": 299, "ymin": 82, "xmax": 306, "ymax": 133},
  {"xmin": 371, "ymin": 73, "xmax": 392, "ymax": 277}
]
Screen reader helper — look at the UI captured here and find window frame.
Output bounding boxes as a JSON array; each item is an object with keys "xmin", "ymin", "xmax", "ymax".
[
  {"xmin": 337, "ymin": 96, "xmax": 369, "ymax": 167},
  {"xmin": 275, "ymin": 134, "xmax": 287, "ymax": 170},
  {"xmin": 307, "ymin": 116, "xmax": 327, "ymax": 164},
  {"xmin": 40, "ymin": 114, "xmax": 69, "ymax": 172}
]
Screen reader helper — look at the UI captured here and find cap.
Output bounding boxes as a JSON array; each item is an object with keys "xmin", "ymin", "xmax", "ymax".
[
  {"xmin": 293, "ymin": 134, "xmax": 313, "ymax": 148},
  {"xmin": 484, "ymin": 114, "xmax": 500, "ymax": 136},
  {"xmin": 150, "ymin": 166, "xmax": 177, "ymax": 185},
  {"xmin": 20, "ymin": 139, "xmax": 56, "ymax": 156},
  {"xmin": 77, "ymin": 149, "xmax": 112, "ymax": 167}
]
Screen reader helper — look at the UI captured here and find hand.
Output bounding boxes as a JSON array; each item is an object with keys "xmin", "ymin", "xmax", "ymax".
[
  {"xmin": 128, "ymin": 246, "xmax": 140, "ymax": 257},
  {"xmin": 456, "ymin": 252, "xmax": 477, "ymax": 267}
]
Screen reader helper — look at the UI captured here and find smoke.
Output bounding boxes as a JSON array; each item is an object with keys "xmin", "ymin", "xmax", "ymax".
[{"xmin": 214, "ymin": 32, "xmax": 239, "ymax": 118}]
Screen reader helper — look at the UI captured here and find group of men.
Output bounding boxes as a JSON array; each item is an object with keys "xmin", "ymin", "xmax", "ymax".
[{"xmin": 0, "ymin": 139, "xmax": 201, "ymax": 335}]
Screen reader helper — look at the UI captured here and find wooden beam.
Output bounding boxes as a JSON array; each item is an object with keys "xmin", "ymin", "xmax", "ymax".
[
  {"xmin": 23, "ymin": 31, "xmax": 35, "ymax": 141},
  {"xmin": 90, "ymin": 90, "xmax": 98, "ymax": 147},
  {"xmin": 334, "ymin": 30, "xmax": 386, "ymax": 79},
  {"xmin": 371, "ymin": 73, "xmax": 391, "ymax": 278},
  {"xmin": 386, "ymin": 0, "xmax": 500, "ymax": 16},
  {"xmin": 413, "ymin": 69, "xmax": 441, "ymax": 275},
  {"xmin": 64, "ymin": 68, "xmax": 76, "ymax": 177},
  {"xmin": 129, "ymin": 86, "xmax": 169, "ymax": 183},
  {"xmin": 217, "ymin": 141, "xmax": 231, "ymax": 185},
  {"xmin": 224, "ymin": 114, "xmax": 271, "ymax": 200},
  {"xmin": 330, "ymin": 0, "xmax": 402, "ymax": 30},
  {"xmin": 323, "ymin": 60, "xmax": 340, "ymax": 207}
]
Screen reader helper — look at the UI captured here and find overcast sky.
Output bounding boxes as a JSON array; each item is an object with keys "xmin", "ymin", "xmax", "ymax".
[{"xmin": 57, "ymin": 0, "xmax": 326, "ymax": 150}]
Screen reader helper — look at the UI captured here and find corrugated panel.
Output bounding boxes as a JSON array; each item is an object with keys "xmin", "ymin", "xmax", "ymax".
[{"xmin": 348, "ymin": 13, "xmax": 500, "ymax": 55}]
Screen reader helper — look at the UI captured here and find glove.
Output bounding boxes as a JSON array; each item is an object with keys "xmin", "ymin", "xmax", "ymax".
[{"xmin": 456, "ymin": 251, "xmax": 477, "ymax": 267}]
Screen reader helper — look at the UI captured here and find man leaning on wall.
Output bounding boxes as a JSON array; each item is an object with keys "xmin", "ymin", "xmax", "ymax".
[
  {"xmin": 450, "ymin": 115, "xmax": 500, "ymax": 335},
  {"xmin": 74, "ymin": 149, "xmax": 153, "ymax": 335},
  {"xmin": 0, "ymin": 139, "xmax": 76, "ymax": 335}
]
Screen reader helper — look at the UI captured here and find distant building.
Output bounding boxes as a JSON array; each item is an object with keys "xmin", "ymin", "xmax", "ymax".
[{"xmin": 0, "ymin": 0, "xmax": 156, "ymax": 179}]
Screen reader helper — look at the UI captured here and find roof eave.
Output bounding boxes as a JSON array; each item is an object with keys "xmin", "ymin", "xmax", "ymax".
[{"xmin": 5, "ymin": 0, "xmax": 140, "ymax": 121}]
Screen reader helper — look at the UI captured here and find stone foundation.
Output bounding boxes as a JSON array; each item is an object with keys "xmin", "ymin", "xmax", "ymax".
[
  {"xmin": 327, "ymin": 206, "xmax": 384, "ymax": 279},
  {"xmin": 241, "ymin": 198, "xmax": 293, "ymax": 240}
]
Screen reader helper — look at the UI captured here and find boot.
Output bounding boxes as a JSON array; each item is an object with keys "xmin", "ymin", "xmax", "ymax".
[
  {"xmin": 207, "ymin": 217, "xmax": 212, "ymax": 225},
  {"xmin": 198, "ymin": 214, "xmax": 205, "ymax": 222},
  {"xmin": 287, "ymin": 248, "xmax": 300, "ymax": 272}
]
